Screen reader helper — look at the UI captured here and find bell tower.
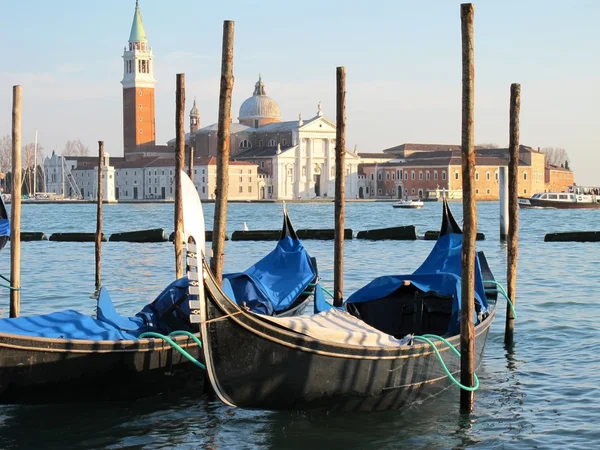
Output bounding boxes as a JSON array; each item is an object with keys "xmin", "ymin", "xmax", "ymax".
[
  {"xmin": 190, "ymin": 98, "xmax": 200, "ymax": 134},
  {"xmin": 122, "ymin": 0, "xmax": 156, "ymax": 157}
]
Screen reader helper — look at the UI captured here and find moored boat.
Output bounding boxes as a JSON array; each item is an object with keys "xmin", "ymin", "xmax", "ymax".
[
  {"xmin": 0, "ymin": 172, "xmax": 318, "ymax": 403},
  {"xmin": 519, "ymin": 186, "xmax": 600, "ymax": 209},
  {"xmin": 190, "ymin": 195, "xmax": 498, "ymax": 412},
  {"xmin": 392, "ymin": 199, "xmax": 424, "ymax": 209}
]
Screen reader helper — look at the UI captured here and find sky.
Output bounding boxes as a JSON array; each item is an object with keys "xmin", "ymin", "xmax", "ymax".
[{"xmin": 0, "ymin": 0, "xmax": 598, "ymax": 183}]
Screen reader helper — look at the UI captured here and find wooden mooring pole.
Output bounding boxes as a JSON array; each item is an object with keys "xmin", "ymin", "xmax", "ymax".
[
  {"xmin": 460, "ymin": 2, "xmax": 476, "ymax": 412},
  {"xmin": 210, "ymin": 20, "xmax": 235, "ymax": 285},
  {"xmin": 95, "ymin": 141, "xmax": 104, "ymax": 292},
  {"xmin": 505, "ymin": 83, "xmax": 520, "ymax": 346},
  {"xmin": 334, "ymin": 66, "xmax": 346, "ymax": 307},
  {"xmin": 188, "ymin": 145, "xmax": 194, "ymax": 182},
  {"xmin": 10, "ymin": 86, "xmax": 22, "ymax": 318},
  {"xmin": 175, "ymin": 73, "xmax": 186, "ymax": 279},
  {"xmin": 499, "ymin": 166, "xmax": 509, "ymax": 241}
]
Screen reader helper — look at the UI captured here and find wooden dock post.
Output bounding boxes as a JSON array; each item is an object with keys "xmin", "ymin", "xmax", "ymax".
[
  {"xmin": 460, "ymin": 2, "xmax": 476, "ymax": 412},
  {"xmin": 95, "ymin": 141, "xmax": 104, "ymax": 293},
  {"xmin": 210, "ymin": 20, "xmax": 235, "ymax": 285},
  {"xmin": 505, "ymin": 83, "xmax": 520, "ymax": 346},
  {"xmin": 174, "ymin": 73, "xmax": 186, "ymax": 279},
  {"xmin": 499, "ymin": 166, "xmax": 509, "ymax": 240},
  {"xmin": 10, "ymin": 86, "xmax": 22, "ymax": 318},
  {"xmin": 188, "ymin": 145, "xmax": 194, "ymax": 182},
  {"xmin": 334, "ymin": 66, "xmax": 346, "ymax": 307}
]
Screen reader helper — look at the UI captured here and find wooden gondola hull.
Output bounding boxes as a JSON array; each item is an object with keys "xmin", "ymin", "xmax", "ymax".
[
  {"xmin": 0, "ymin": 334, "xmax": 204, "ymax": 403},
  {"xmin": 201, "ymin": 265, "xmax": 496, "ymax": 412}
]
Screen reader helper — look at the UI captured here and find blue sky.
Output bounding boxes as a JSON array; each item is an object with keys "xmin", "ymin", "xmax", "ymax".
[{"xmin": 1, "ymin": 0, "xmax": 598, "ymax": 183}]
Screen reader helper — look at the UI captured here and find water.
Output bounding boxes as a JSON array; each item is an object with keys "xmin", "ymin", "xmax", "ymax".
[{"xmin": 1, "ymin": 201, "xmax": 600, "ymax": 449}]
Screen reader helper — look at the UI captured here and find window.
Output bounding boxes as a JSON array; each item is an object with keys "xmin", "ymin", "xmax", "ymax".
[
  {"xmin": 283, "ymin": 139, "xmax": 287, "ymax": 146},
  {"xmin": 419, "ymin": 171, "xmax": 423, "ymax": 180},
  {"xmin": 475, "ymin": 171, "xmax": 479, "ymax": 180},
  {"xmin": 261, "ymin": 161, "xmax": 265, "ymax": 168},
  {"xmin": 476, "ymin": 189, "xmax": 479, "ymax": 194},
  {"xmin": 486, "ymin": 171, "xmax": 490, "ymax": 180},
  {"xmin": 162, "ymin": 171, "xmax": 164, "ymax": 175},
  {"xmin": 378, "ymin": 173, "xmax": 382, "ymax": 181},
  {"xmin": 397, "ymin": 170, "xmax": 400, "ymax": 179},
  {"xmin": 523, "ymin": 172, "xmax": 528, "ymax": 180},
  {"xmin": 426, "ymin": 171, "xmax": 430, "ymax": 180},
  {"xmin": 268, "ymin": 139, "xmax": 276, "ymax": 146},
  {"xmin": 405, "ymin": 171, "xmax": 409, "ymax": 180},
  {"xmin": 386, "ymin": 173, "xmax": 390, "ymax": 181},
  {"xmin": 202, "ymin": 186, "xmax": 205, "ymax": 193},
  {"xmin": 411, "ymin": 171, "xmax": 415, "ymax": 180},
  {"xmin": 148, "ymin": 187, "xmax": 151, "ymax": 193},
  {"xmin": 392, "ymin": 172, "xmax": 395, "ymax": 180},
  {"xmin": 239, "ymin": 177, "xmax": 242, "ymax": 183},
  {"xmin": 248, "ymin": 186, "xmax": 252, "ymax": 193},
  {"xmin": 442, "ymin": 171, "xmax": 446, "ymax": 180},
  {"xmin": 418, "ymin": 189, "xmax": 423, "ymax": 197},
  {"xmin": 302, "ymin": 166, "xmax": 307, "ymax": 176},
  {"xmin": 239, "ymin": 186, "xmax": 243, "ymax": 193},
  {"xmin": 254, "ymin": 119, "xmax": 259, "ymax": 128},
  {"xmin": 249, "ymin": 177, "xmax": 252, "ymax": 183},
  {"xmin": 487, "ymin": 189, "xmax": 491, "ymax": 194},
  {"xmin": 524, "ymin": 189, "xmax": 527, "ymax": 194},
  {"xmin": 495, "ymin": 171, "xmax": 498, "ymax": 180},
  {"xmin": 240, "ymin": 140, "xmax": 252, "ymax": 149},
  {"xmin": 434, "ymin": 171, "xmax": 438, "ymax": 180},
  {"xmin": 378, "ymin": 189, "xmax": 382, "ymax": 194},
  {"xmin": 248, "ymin": 169, "xmax": 252, "ymax": 174},
  {"xmin": 411, "ymin": 189, "xmax": 415, "ymax": 194},
  {"xmin": 455, "ymin": 171, "xmax": 459, "ymax": 180},
  {"xmin": 259, "ymin": 140, "xmax": 263, "ymax": 147},
  {"xmin": 202, "ymin": 177, "xmax": 205, "ymax": 183}
]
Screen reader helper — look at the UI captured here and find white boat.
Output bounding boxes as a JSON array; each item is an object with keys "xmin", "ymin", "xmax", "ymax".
[
  {"xmin": 518, "ymin": 185, "xmax": 600, "ymax": 209},
  {"xmin": 392, "ymin": 199, "xmax": 424, "ymax": 209}
]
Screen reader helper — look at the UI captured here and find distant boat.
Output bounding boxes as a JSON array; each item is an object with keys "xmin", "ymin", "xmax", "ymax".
[
  {"xmin": 519, "ymin": 186, "xmax": 600, "ymax": 209},
  {"xmin": 392, "ymin": 199, "xmax": 424, "ymax": 209}
]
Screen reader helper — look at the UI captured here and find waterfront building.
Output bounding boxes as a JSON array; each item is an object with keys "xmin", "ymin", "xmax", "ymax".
[
  {"xmin": 174, "ymin": 77, "xmax": 361, "ymax": 200},
  {"xmin": 358, "ymin": 143, "xmax": 554, "ymax": 200}
]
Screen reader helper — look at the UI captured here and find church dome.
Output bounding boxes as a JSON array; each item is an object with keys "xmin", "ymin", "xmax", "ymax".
[{"xmin": 238, "ymin": 76, "xmax": 281, "ymax": 127}]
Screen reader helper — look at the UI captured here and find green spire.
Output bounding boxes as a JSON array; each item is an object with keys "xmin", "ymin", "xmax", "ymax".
[{"xmin": 128, "ymin": 0, "xmax": 147, "ymax": 42}]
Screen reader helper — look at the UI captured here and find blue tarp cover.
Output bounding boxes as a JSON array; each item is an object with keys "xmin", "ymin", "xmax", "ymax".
[
  {"xmin": 0, "ymin": 218, "xmax": 9, "ymax": 237},
  {"xmin": 0, "ymin": 280, "xmax": 191, "ymax": 341},
  {"xmin": 224, "ymin": 236, "xmax": 316, "ymax": 315},
  {"xmin": 345, "ymin": 233, "xmax": 488, "ymax": 335}
]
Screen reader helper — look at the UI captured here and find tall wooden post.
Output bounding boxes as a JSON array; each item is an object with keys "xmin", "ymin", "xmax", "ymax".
[
  {"xmin": 334, "ymin": 66, "xmax": 346, "ymax": 307},
  {"xmin": 188, "ymin": 145, "xmax": 194, "ymax": 182},
  {"xmin": 505, "ymin": 83, "xmax": 520, "ymax": 346},
  {"xmin": 175, "ymin": 74, "xmax": 186, "ymax": 279},
  {"xmin": 95, "ymin": 141, "xmax": 104, "ymax": 292},
  {"xmin": 10, "ymin": 86, "xmax": 22, "ymax": 318},
  {"xmin": 499, "ymin": 166, "xmax": 509, "ymax": 240},
  {"xmin": 460, "ymin": 2, "xmax": 476, "ymax": 412},
  {"xmin": 210, "ymin": 20, "xmax": 235, "ymax": 284}
]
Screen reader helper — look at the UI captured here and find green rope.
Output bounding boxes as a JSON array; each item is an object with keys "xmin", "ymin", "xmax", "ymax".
[
  {"xmin": 483, "ymin": 279, "xmax": 517, "ymax": 319},
  {"xmin": 413, "ymin": 334, "xmax": 480, "ymax": 392},
  {"xmin": 307, "ymin": 283, "xmax": 335, "ymax": 299},
  {"xmin": 139, "ymin": 331, "xmax": 206, "ymax": 370},
  {"xmin": 0, "ymin": 274, "xmax": 19, "ymax": 291}
]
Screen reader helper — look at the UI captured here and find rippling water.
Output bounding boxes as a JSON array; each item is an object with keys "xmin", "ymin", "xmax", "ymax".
[{"xmin": 1, "ymin": 201, "xmax": 599, "ymax": 449}]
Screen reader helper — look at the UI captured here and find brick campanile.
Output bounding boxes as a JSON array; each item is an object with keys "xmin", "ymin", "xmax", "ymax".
[{"xmin": 121, "ymin": 0, "xmax": 156, "ymax": 157}]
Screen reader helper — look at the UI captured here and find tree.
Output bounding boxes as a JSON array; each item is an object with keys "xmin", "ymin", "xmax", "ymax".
[
  {"xmin": 476, "ymin": 143, "xmax": 500, "ymax": 149},
  {"xmin": 63, "ymin": 139, "xmax": 89, "ymax": 157},
  {"xmin": 541, "ymin": 147, "xmax": 570, "ymax": 168}
]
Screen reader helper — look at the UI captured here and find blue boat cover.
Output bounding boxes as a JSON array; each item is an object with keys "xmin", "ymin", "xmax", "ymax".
[
  {"xmin": 223, "ymin": 236, "xmax": 316, "ymax": 315},
  {"xmin": 0, "ymin": 279, "xmax": 192, "ymax": 341},
  {"xmin": 345, "ymin": 232, "xmax": 488, "ymax": 336},
  {"xmin": 0, "ymin": 218, "xmax": 9, "ymax": 237}
]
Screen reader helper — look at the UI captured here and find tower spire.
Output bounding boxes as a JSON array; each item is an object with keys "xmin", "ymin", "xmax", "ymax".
[{"xmin": 129, "ymin": 0, "xmax": 147, "ymax": 42}]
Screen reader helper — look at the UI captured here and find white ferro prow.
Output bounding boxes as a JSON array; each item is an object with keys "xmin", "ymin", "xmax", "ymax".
[{"xmin": 179, "ymin": 170, "xmax": 206, "ymax": 323}]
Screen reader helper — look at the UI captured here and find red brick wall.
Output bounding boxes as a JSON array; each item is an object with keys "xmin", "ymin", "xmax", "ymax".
[{"xmin": 123, "ymin": 87, "xmax": 156, "ymax": 154}]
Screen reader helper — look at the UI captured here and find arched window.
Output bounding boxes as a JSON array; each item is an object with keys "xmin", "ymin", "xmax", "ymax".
[
  {"xmin": 411, "ymin": 171, "xmax": 415, "ymax": 180},
  {"xmin": 240, "ymin": 139, "xmax": 252, "ymax": 149},
  {"xmin": 386, "ymin": 173, "xmax": 390, "ymax": 181},
  {"xmin": 523, "ymin": 172, "xmax": 528, "ymax": 180},
  {"xmin": 475, "ymin": 171, "xmax": 479, "ymax": 180},
  {"xmin": 419, "ymin": 171, "xmax": 423, "ymax": 180},
  {"xmin": 404, "ymin": 171, "xmax": 409, "ymax": 180},
  {"xmin": 392, "ymin": 172, "xmax": 395, "ymax": 180},
  {"xmin": 268, "ymin": 139, "xmax": 276, "ymax": 147},
  {"xmin": 426, "ymin": 171, "xmax": 430, "ymax": 180},
  {"xmin": 434, "ymin": 171, "xmax": 438, "ymax": 180},
  {"xmin": 397, "ymin": 170, "xmax": 400, "ymax": 179},
  {"xmin": 454, "ymin": 171, "xmax": 459, "ymax": 180},
  {"xmin": 442, "ymin": 171, "xmax": 446, "ymax": 180},
  {"xmin": 486, "ymin": 171, "xmax": 490, "ymax": 180},
  {"xmin": 378, "ymin": 173, "xmax": 382, "ymax": 181}
]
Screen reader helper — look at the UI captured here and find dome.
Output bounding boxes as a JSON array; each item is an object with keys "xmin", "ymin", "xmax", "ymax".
[
  {"xmin": 238, "ymin": 76, "xmax": 281, "ymax": 125},
  {"xmin": 190, "ymin": 99, "xmax": 200, "ymax": 117}
]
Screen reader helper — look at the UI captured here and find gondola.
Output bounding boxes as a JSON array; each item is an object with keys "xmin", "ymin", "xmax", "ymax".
[
  {"xmin": 189, "ymin": 191, "xmax": 498, "ymax": 412},
  {"xmin": 0, "ymin": 173, "xmax": 318, "ymax": 403},
  {"xmin": 0, "ymin": 193, "xmax": 9, "ymax": 251}
]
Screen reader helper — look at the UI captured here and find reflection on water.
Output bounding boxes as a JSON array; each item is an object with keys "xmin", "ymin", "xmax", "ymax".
[{"xmin": 1, "ymin": 202, "xmax": 600, "ymax": 448}]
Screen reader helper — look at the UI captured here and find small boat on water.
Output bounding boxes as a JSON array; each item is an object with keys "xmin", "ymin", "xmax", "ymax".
[
  {"xmin": 519, "ymin": 186, "xmax": 600, "ymax": 209},
  {"xmin": 0, "ymin": 173, "xmax": 319, "ymax": 403},
  {"xmin": 189, "ymin": 193, "xmax": 498, "ymax": 411},
  {"xmin": 392, "ymin": 199, "xmax": 424, "ymax": 209}
]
